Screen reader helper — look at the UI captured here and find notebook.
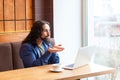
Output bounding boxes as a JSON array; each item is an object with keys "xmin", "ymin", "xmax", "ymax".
[{"xmin": 63, "ymin": 46, "xmax": 95, "ymax": 70}]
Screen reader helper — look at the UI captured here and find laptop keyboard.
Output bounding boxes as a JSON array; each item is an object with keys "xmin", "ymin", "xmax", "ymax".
[{"xmin": 66, "ymin": 63, "xmax": 74, "ymax": 67}]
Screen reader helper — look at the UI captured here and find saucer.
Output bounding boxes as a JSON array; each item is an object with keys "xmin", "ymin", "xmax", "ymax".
[{"xmin": 50, "ymin": 68, "xmax": 64, "ymax": 72}]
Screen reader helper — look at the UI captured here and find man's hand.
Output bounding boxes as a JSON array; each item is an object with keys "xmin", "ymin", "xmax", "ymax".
[{"xmin": 48, "ymin": 44, "xmax": 64, "ymax": 53}]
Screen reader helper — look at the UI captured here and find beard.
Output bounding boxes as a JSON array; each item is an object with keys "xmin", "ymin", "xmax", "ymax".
[{"xmin": 41, "ymin": 35, "xmax": 51, "ymax": 43}]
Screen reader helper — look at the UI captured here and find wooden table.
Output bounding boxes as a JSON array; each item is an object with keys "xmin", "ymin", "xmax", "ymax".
[{"xmin": 0, "ymin": 63, "xmax": 115, "ymax": 80}]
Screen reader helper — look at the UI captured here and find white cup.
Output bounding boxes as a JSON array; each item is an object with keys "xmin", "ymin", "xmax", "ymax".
[{"xmin": 52, "ymin": 64, "xmax": 62, "ymax": 71}]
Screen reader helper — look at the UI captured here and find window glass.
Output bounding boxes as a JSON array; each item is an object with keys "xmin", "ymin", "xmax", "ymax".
[{"xmin": 93, "ymin": 0, "xmax": 120, "ymax": 37}]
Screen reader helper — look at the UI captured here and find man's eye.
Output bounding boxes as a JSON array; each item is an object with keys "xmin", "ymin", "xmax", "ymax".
[{"xmin": 43, "ymin": 30, "xmax": 50, "ymax": 32}]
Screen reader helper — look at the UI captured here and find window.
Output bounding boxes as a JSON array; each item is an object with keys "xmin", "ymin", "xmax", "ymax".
[
  {"xmin": 87, "ymin": 0, "xmax": 120, "ymax": 80},
  {"xmin": 94, "ymin": 0, "xmax": 120, "ymax": 37},
  {"xmin": 88, "ymin": 0, "xmax": 120, "ymax": 48}
]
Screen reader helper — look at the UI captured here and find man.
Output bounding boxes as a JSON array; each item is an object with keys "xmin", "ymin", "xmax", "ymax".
[{"xmin": 20, "ymin": 20, "xmax": 64, "ymax": 68}]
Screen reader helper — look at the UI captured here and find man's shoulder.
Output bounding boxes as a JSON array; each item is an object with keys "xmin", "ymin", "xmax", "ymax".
[{"xmin": 22, "ymin": 43, "xmax": 35, "ymax": 48}]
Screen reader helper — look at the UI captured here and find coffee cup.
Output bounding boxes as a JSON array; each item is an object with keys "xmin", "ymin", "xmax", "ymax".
[{"xmin": 52, "ymin": 64, "xmax": 62, "ymax": 71}]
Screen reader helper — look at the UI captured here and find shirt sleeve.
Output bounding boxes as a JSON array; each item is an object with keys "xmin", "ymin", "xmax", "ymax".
[{"xmin": 48, "ymin": 52, "xmax": 60, "ymax": 64}]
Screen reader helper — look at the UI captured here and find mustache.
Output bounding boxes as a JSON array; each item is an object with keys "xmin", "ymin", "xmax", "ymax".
[{"xmin": 41, "ymin": 35, "xmax": 50, "ymax": 40}]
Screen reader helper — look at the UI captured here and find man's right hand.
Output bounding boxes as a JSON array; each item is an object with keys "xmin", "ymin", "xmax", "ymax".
[{"xmin": 48, "ymin": 44, "xmax": 64, "ymax": 53}]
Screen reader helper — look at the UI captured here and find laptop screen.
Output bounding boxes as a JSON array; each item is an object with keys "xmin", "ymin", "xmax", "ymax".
[{"xmin": 63, "ymin": 46, "xmax": 95, "ymax": 69}]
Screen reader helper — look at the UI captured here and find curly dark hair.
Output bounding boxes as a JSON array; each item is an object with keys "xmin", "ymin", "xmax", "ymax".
[{"xmin": 22, "ymin": 20, "xmax": 50, "ymax": 45}]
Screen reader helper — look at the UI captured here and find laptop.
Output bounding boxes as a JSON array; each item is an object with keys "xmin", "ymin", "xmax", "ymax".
[{"xmin": 63, "ymin": 46, "xmax": 95, "ymax": 70}]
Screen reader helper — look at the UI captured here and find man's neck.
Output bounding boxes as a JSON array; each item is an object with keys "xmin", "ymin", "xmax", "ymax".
[{"xmin": 37, "ymin": 38, "xmax": 43, "ymax": 46}]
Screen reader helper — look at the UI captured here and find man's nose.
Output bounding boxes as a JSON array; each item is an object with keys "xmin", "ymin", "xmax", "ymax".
[{"xmin": 47, "ymin": 31, "xmax": 50, "ymax": 35}]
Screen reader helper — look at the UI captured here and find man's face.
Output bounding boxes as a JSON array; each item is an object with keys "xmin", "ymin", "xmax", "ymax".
[{"xmin": 41, "ymin": 24, "xmax": 51, "ymax": 39}]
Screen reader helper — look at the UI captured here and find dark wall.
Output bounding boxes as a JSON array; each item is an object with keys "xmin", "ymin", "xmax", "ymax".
[{"xmin": 34, "ymin": 0, "xmax": 54, "ymax": 37}]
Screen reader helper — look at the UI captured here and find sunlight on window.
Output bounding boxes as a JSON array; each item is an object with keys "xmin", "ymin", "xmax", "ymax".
[
  {"xmin": 88, "ymin": 1, "xmax": 120, "ymax": 80},
  {"xmin": 111, "ymin": 0, "xmax": 120, "ymax": 14},
  {"xmin": 94, "ymin": 0, "xmax": 120, "ymax": 21},
  {"xmin": 93, "ymin": 0, "xmax": 120, "ymax": 37}
]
